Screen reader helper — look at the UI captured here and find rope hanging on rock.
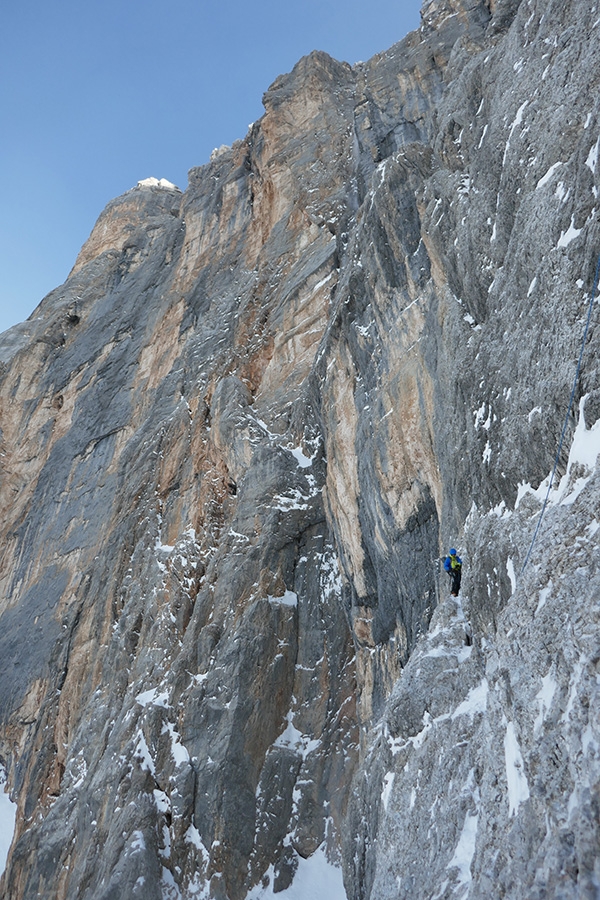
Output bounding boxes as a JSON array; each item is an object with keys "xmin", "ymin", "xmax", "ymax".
[{"xmin": 520, "ymin": 251, "xmax": 600, "ymax": 578}]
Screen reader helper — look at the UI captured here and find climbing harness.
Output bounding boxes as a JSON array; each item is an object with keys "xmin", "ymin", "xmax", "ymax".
[{"xmin": 520, "ymin": 251, "xmax": 600, "ymax": 577}]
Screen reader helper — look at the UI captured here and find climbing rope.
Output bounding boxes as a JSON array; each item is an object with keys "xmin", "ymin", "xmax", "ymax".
[{"xmin": 520, "ymin": 251, "xmax": 600, "ymax": 577}]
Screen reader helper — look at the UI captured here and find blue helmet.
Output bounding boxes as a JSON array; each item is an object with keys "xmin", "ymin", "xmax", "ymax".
[{"xmin": 449, "ymin": 548, "xmax": 457, "ymax": 556}]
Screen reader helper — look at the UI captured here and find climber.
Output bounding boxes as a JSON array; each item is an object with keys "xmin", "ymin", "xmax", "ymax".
[{"xmin": 444, "ymin": 548, "xmax": 462, "ymax": 597}]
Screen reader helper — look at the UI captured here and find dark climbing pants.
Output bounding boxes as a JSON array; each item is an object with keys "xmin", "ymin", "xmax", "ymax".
[{"xmin": 449, "ymin": 570, "xmax": 461, "ymax": 596}]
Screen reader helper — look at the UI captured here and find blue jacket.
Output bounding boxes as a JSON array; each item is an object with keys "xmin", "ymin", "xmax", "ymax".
[{"xmin": 444, "ymin": 553, "xmax": 462, "ymax": 573}]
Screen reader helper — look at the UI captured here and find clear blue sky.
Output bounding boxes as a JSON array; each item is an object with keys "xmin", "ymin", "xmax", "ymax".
[{"xmin": 0, "ymin": 0, "xmax": 422, "ymax": 335}]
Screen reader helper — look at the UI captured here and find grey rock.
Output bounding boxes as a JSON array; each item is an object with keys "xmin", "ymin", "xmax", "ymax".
[{"xmin": 1, "ymin": 0, "xmax": 599, "ymax": 898}]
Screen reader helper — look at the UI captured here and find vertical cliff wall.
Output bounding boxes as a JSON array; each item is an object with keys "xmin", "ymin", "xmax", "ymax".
[{"xmin": 1, "ymin": 0, "xmax": 600, "ymax": 898}]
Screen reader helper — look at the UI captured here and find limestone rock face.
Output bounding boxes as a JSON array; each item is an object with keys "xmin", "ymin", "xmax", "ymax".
[{"xmin": 1, "ymin": 0, "xmax": 600, "ymax": 898}]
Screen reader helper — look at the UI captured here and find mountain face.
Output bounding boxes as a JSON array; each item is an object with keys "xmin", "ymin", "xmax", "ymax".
[{"xmin": 1, "ymin": 0, "xmax": 600, "ymax": 897}]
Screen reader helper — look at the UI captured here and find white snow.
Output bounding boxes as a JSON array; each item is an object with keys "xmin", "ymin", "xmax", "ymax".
[
  {"xmin": 534, "ymin": 671, "xmax": 557, "ymax": 735},
  {"xmin": 503, "ymin": 101, "xmax": 528, "ymax": 166},
  {"xmin": 569, "ymin": 403, "xmax": 600, "ymax": 471},
  {"xmin": 409, "ymin": 711, "xmax": 451, "ymax": 751},
  {"xmin": 504, "ymin": 719, "xmax": 530, "ymax": 816},
  {"xmin": 268, "ymin": 590, "xmax": 298, "ymax": 608},
  {"xmin": 516, "ymin": 398, "xmax": 600, "ymax": 510},
  {"xmin": 586, "ymin": 137, "xmax": 599, "ymax": 174},
  {"xmin": 130, "ymin": 830, "xmax": 147, "ymax": 853},
  {"xmin": 582, "ymin": 723, "xmax": 598, "ymax": 756},
  {"xmin": 587, "ymin": 519, "xmax": 600, "ymax": 537},
  {"xmin": 554, "ymin": 398, "xmax": 600, "ymax": 505},
  {"xmin": 0, "ymin": 767, "xmax": 16, "ymax": 879},
  {"xmin": 535, "ymin": 581, "xmax": 553, "ymax": 614},
  {"xmin": 458, "ymin": 175, "xmax": 471, "ymax": 196},
  {"xmin": 527, "ymin": 276, "xmax": 537, "ymax": 297},
  {"xmin": 452, "ymin": 679, "xmax": 489, "ymax": 720},
  {"xmin": 211, "ymin": 145, "xmax": 231, "ymax": 160},
  {"xmin": 492, "ymin": 500, "xmax": 511, "ymax": 519},
  {"xmin": 514, "ymin": 478, "xmax": 542, "ymax": 508},
  {"xmin": 155, "ymin": 537, "xmax": 175, "ymax": 553},
  {"xmin": 562, "ymin": 656, "xmax": 585, "ymax": 724},
  {"xmin": 272, "ymin": 489, "xmax": 311, "ymax": 511},
  {"xmin": 557, "ymin": 217, "xmax": 582, "ymax": 248},
  {"xmin": 273, "ymin": 710, "xmax": 321, "ymax": 759},
  {"xmin": 506, "ymin": 557, "xmax": 516, "ymax": 595},
  {"xmin": 160, "ymin": 823, "xmax": 172, "ymax": 861},
  {"xmin": 536, "ymin": 162, "xmax": 563, "ymax": 189},
  {"xmin": 161, "ymin": 866, "xmax": 183, "ymax": 899},
  {"xmin": 289, "ymin": 446, "xmax": 315, "ymax": 468},
  {"xmin": 474, "ymin": 403, "xmax": 487, "ymax": 429},
  {"xmin": 134, "ymin": 731, "xmax": 156, "ymax": 776},
  {"xmin": 136, "ymin": 687, "xmax": 170, "ymax": 708},
  {"xmin": 154, "ymin": 789, "xmax": 170, "ymax": 815},
  {"xmin": 381, "ymin": 772, "xmax": 395, "ymax": 810},
  {"xmin": 185, "ymin": 824, "xmax": 211, "ymax": 860},
  {"xmin": 309, "ymin": 271, "xmax": 336, "ymax": 296},
  {"xmin": 69, "ymin": 750, "xmax": 88, "ymax": 789},
  {"xmin": 137, "ymin": 176, "xmax": 179, "ymax": 190},
  {"xmin": 247, "ymin": 843, "xmax": 346, "ymax": 900},
  {"xmin": 162, "ymin": 722, "xmax": 191, "ymax": 767},
  {"xmin": 422, "ymin": 644, "xmax": 472, "ymax": 664},
  {"xmin": 447, "ymin": 808, "xmax": 479, "ymax": 892},
  {"xmin": 555, "ymin": 181, "xmax": 568, "ymax": 202}
]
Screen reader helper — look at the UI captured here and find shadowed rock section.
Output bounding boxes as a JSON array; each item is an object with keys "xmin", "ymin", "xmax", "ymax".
[{"xmin": 1, "ymin": 0, "xmax": 600, "ymax": 898}]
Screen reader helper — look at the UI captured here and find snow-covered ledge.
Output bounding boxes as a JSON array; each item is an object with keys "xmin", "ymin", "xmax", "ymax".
[{"xmin": 137, "ymin": 176, "xmax": 180, "ymax": 190}]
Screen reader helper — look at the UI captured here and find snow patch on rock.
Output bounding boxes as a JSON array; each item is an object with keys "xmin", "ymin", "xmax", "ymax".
[
  {"xmin": 247, "ymin": 843, "xmax": 346, "ymax": 900},
  {"xmin": 137, "ymin": 176, "xmax": 180, "ymax": 190},
  {"xmin": 0, "ymin": 766, "xmax": 16, "ymax": 880},
  {"xmin": 503, "ymin": 719, "xmax": 530, "ymax": 817}
]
